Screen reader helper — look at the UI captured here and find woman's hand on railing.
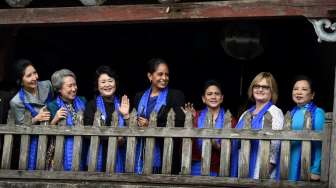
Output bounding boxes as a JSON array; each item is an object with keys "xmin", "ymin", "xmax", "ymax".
[
  {"xmin": 311, "ymin": 173, "xmax": 320, "ymax": 181},
  {"xmin": 181, "ymin": 102, "xmax": 196, "ymax": 117},
  {"xmin": 137, "ymin": 116, "xmax": 149, "ymax": 128},
  {"xmin": 51, "ymin": 107, "xmax": 67, "ymax": 125},
  {"xmin": 32, "ymin": 106, "xmax": 51, "ymax": 124},
  {"xmin": 117, "ymin": 137, "xmax": 125, "ymax": 145},
  {"xmin": 119, "ymin": 95, "xmax": 130, "ymax": 120}
]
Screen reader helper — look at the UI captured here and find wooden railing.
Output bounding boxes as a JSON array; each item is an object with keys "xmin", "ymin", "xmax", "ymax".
[{"xmin": 0, "ymin": 109, "xmax": 332, "ymax": 188}]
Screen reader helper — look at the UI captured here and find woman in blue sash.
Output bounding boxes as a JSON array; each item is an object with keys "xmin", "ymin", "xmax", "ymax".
[
  {"xmin": 183, "ymin": 80, "xmax": 225, "ymax": 176},
  {"xmin": 230, "ymin": 72, "xmax": 284, "ymax": 179},
  {"xmin": 288, "ymin": 75, "xmax": 325, "ymax": 181},
  {"xmin": 10, "ymin": 59, "xmax": 53, "ymax": 170},
  {"xmin": 84, "ymin": 65, "xmax": 129, "ymax": 172},
  {"xmin": 134, "ymin": 58, "xmax": 185, "ymax": 174},
  {"xmin": 47, "ymin": 69, "xmax": 87, "ymax": 171}
]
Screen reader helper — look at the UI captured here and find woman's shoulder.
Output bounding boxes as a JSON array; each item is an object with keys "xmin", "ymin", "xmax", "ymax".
[
  {"xmin": 269, "ymin": 105, "xmax": 284, "ymax": 116},
  {"xmin": 9, "ymin": 92, "xmax": 22, "ymax": 108},
  {"xmin": 78, "ymin": 96, "xmax": 87, "ymax": 104}
]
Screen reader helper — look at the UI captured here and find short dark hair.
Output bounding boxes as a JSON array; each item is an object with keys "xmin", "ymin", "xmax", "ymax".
[
  {"xmin": 203, "ymin": 80, "xmax": 223, "ymax": 96},
  {"xmin": 293, "ymin": 75, "xmax": 314, "ymax": 93},
  {"xmin": 13, "ymin": 59, "xmax": 34, "ymax": 86},
  {"xmin": 94, "ymin": 65, "xmax": 119, "ymax": 93},
  {"xmin": 147, "ymin": 58, "xmax": 168, "ymax": 74}
]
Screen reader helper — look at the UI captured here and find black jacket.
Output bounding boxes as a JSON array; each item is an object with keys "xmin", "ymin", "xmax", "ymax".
[{"xmin": 134, "ymin": 88, "xmax": 185, "ymax": 127}]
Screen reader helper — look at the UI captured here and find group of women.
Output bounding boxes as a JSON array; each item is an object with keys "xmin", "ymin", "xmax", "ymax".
[{"xmin": 9, "ymin": 58, "xmax": 325, "ymax": 181}]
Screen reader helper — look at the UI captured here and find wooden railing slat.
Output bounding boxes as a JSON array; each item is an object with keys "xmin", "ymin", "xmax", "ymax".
[
  {"xmin": 201, "ymin": 112, "xmax": 212, "ymax": 176},
  {"xmin": 239, "ymin": 113, "xmax": 251, "ymax": 178},
  {"xmin": 219, "ymin": 110, "xmax": 232, "ymax": 177},
  {"xmin": 280, "ymin": 111, "xmax": 291, "ymax": 180},
  {"xmin": 259, "ymin": 112, "xmax": 272, "ymax": 179},
  {"xmin": 106, "ymin": 111, "xmax": 119, "ymax": 173},
  {"xmin": 71, "ymin": 111, "xmax": 84, "ymax": 171},
  {"xmin": 18, "ymin": 135, "xmax": 29, "ymax": 170},
  {"xmin": 88, "ymin": 110, "xmax": 102, "ymax": 172},
  {"xmin": 143, "ymin": 112, "xmax": 157, "ymax": 175},
  {"xmin": 1, "ymin": 134, "xmax": 13, "ymax": 169},
  {"xmin": 321, "ymin": 122, "xmax": 331, "ymax": 182},
  {"xmin": 300, "ymin": 111, "xmax": 312, "ymax": 181},
  {"xmin": 181, "ymin": 111, "xmax": 193, "ymax": 175},
  {"xmin": 161, "ymin": 109, "xmax": 174, "ymax": 174},
  {"xmin": 125, "ymin": 109, "xmax": 137, "ymax": 173},
  {"xmin": 36, "ymin": 117, "xmax": 49, "ymax": 170}
]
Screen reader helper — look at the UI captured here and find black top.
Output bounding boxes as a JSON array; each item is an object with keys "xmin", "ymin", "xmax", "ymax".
[
  {"xmin": 134, "ymin": 88, "xmax": 185, "ymax": 127},
  {"xmin": 84, "ymin": 98, "xmax": 115, "ymax": 126}
]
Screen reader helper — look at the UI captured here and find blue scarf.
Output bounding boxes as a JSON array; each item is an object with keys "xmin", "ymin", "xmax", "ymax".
[
  {"xmin": 230, "ymin": 101, "xmax": 273, "ymax": 178},
  {"xmin": 290, "ymin": 102, "xmax": 317, "ymax": 180},
  {"xmin": 56, "ymin": 96, "xmax": 85, "ymax": 171},
  {"xmin": 19, "ymin": 84, "xmax": 52, "ymax": 170},
  {"xmin": 135, "ymin": 87, "xmax": 168, "ymax": 174},
  {"xmin": 95, "ymin": 95, "xmax": 125, "ymax": 172}
]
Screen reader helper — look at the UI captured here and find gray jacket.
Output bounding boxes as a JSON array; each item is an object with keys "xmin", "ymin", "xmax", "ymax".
[{"xmin": 10, "ymin": 80, "xmax": 53, "ymax": 124}]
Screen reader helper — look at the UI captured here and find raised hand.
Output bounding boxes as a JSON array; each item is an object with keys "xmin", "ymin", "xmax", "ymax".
[{"xmin": 119, "ymin": 95, "xmax": 130, "ymax": 119}]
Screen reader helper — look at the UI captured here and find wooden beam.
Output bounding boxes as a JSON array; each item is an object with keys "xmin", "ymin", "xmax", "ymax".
[
  {"xmin": 0, "ymin": 1, "xmax": 335, "ymax": 25},
  {"xmin": 0, "ymin": 170, "xmax": 328, "ymax": 188}
]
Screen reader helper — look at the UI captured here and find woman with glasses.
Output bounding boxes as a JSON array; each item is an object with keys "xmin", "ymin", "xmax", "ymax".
[
  {"xmin": 288, "ymin": 75, "xmax": 325, "ymax": 181},
  {"xmin": 230, "ymin": 72, "xmax": 284, "ymax": 179}
]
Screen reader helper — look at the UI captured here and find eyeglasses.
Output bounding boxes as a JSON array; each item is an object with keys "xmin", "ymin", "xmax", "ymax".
[{"xmin": 253, "ymin": 84, "xmax": 270, "ymax": 90}]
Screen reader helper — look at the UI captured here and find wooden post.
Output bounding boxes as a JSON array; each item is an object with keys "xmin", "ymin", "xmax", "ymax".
[
  {"xmin": 71, "ymin": 111, "xmax": 84, "ymax": 171},
  {"xmin": 125, "ymin": 109, "xmax": 137, "ymax": 173},
  {"xmin": 181, "ymin": 111, "xmax": 193, "ymax": 175},
  {"xmin": 259, "ymin": 112, "xmax": 271, "ymax": 179},
  {"xmin": 106, "ymin": 111, "xmax": 119, "ymax": 173},
  {"xmin": 162, "ymin": 109, "xmax": 175, "ymax": 174},
  {"xmin": 321, "ymin": 121, "xmax": 331, "ymax": 182},
  {"xmin": 219, "ymin": 110, "xmax": 232, "ymax": 177},
  {"xmin": 239, "ymin": 112, "xmax": 251, "ymax": 178},
  {"xmin": 201, "ymin": 112, "xmax": 212, "ymax": 176},
  {"xmin": 53, "ymin": 119, "xmax": 65, "ymax": 171},
  {"xmin": 280, "ymin": 111, "xmax": 291, "ymax": 180},
  {"xmin": 143, "ymin": 112, "xmax": 157, "ymax": 175},
  {"xmin": 36, "ymin": 107, "xmax": 49, "ymax": 170},
  {"xmin": 18, "ymin": 111, "xmax": 31, "ymax": 170},
  {"xmin": 88, "ymin": 110, "xmax": 101, "ymax": 172},
  {"xmin": 329, "ymin": 66, "xmax": 336, "ymax": 188},
  {"xmin": 301, "ymin": 111, "xmax": 312, "ymax": 181}
]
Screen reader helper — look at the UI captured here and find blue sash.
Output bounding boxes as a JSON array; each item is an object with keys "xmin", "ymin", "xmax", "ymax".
[
  {"xmin": 135, "ymin": 87, "xmax": 168, "ymax": 174},
  {"xmin": 95, "ymin": 95, "xmax": 125, "ymax": 172},
  {"xmin": 56, "ymin": 96, "xmax": 85, "ymax": 171},
  {"xmin": 230, "ymin": 101, "xmax": 273, "ymax": 178},
  {"xmin": 19, "ymin": 84, "xmax": 52, "ymax": 170},
  {"xmin": 191, "ymin": 107, "xmax": 225, "ymax": 176},
  {"xmin": 290, "ymin": 102, "xmax": 317, "ymax": 180}
]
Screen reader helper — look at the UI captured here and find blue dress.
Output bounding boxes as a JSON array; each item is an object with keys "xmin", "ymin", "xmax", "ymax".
[{"xmin": 288, "ymin": 104, "xmax": 325, "ymax": 181}]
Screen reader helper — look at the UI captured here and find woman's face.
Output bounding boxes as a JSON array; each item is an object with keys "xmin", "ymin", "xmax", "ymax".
[
  {"xmin": 148, "ymin": 63, "xmax": 169, "ymax": 90},
  {"xmin": 202, "ymin": 85, "xmax": 223, "ymax": 109},
  {"xmin": 22, "ymin": 65, "xmax": 39, "ymax": 90},
  {"xmin": 292, "ymin": 80, "xmax": 314, "ymax": 106},
  {"xmin": 98, "ymin": 73, "xmax": 116, "ymax": 98},
  {"xmin": 252, "ymin": 78, "xmax": 272, "ymax": 103},
  {"xmin": 59, "ymin": 76, "xmax": 77, "ymax": 102}
]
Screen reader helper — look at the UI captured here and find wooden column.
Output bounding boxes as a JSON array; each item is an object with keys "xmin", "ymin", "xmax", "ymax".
[{"xmin": 329, "ymin": 66, "xmax": 336, "ymax": 188}]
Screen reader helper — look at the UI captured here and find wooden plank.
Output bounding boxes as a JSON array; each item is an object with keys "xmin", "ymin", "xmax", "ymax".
[
  {"xmin": 36, "ymin": 113, "xmax": 49, "ymax": 170},
  {"xmin": 125, "ymin": 109, "xmax": 137, "ymax": 173},
  {"xmin": 201, "ymin": 112, "xmax": 212, "ymax": 176},
  {"xmin": 1, "ymin": 134, "xmax": 13, "ymax": 169},
  {"xmin": 219, "ymin": 110, "xmax": 231, "ymax": 177},
  {"xmin": 0, "ymin": 124, "xmax": 324, "ymax": 141},
  {"xmin": 280, "ymin": 111, "xmax": 291, "ymax": 180},
  {"xmin": 259, "ymin": 112, "xmax": 272, "ymax": 179},
  {"xmin": 300, "ymin": 111, "xmax": 312, "ymax": 181},
  {"xmin": 106, "ymin": 111, "xmax": 118, "ymax": 174},
  {"xmin": 72, "ymin": 111, "xmax": 84, "ymax": 171},
  {"xmin": 239, "ymin": 112, "xmax": 251, "ymax": 178},
  {"xmin": 161, "ymin": 109, "xmax": 175, "ymax": 174},
  {"xmin": 0, "ymin": 1, "xmax": 335, "ymax": 25},
  {"xmin": 143, "ymin": 112, "xmax": 157, "ymax": 175},
  {"xmin": 330, "ymin": 66, "xmax": 336, "ymax": 188},
  {"xmin": 180, "ymin": 111, "xmax": 193, "ymax": 175},
  {"xmin": 18, "ymin": 111, "xmax": 32, "ymax": 170},
  {"xmin": 321, "ymin": 121, "xmax": 331, "ymax": 182},
  {"xmin": 0, "ymin": 170, "xmax": 328, "ymax": 188},
  {"xmin": 88, "ymin": 110, "xmax": 102, "ymax": 172}
]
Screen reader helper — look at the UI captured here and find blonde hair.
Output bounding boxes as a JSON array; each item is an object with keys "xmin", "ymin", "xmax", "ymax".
[{"xmin": 247, "ymin": 72, "xmax": 278, "ymax": 104}]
